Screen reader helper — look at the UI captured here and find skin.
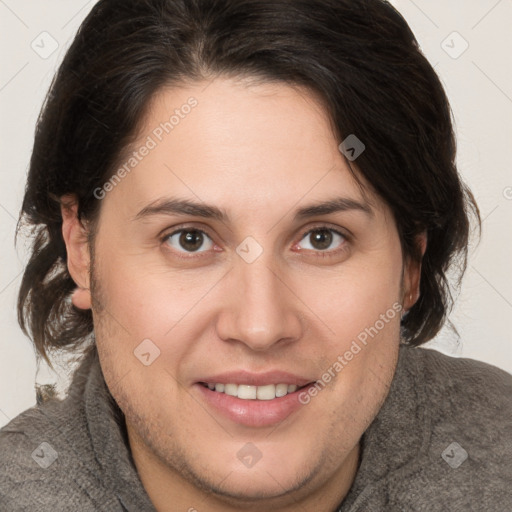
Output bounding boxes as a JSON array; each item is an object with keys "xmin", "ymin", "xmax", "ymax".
[{"xmin": 61, "ymin": 76, "xmax": 424, "ymax": 512}]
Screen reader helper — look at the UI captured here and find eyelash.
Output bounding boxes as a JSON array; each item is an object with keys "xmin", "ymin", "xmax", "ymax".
[{"xmin": 160, "ymin": 224, "xmax": 350, "ymax": 260}]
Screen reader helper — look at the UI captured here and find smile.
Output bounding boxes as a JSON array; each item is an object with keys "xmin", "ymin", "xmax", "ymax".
[{"xmin": 196, "ymin": 379, "xmax": 316, "ymax": 427}]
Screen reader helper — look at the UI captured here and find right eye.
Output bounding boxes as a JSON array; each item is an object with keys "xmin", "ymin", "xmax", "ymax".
[{"xmin": 162, "ymin": 228, "xmax": 215, "ymax": 254}]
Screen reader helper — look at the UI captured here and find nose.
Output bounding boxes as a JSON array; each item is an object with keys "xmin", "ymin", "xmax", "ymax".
[{"xmin": 215, "ymin": 254, "xmax": 304, "ymax": 352}]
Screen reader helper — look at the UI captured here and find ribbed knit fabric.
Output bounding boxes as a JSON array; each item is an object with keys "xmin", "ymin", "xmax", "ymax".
[{"xmin": 1, "ymin": 344, "xmax": 511, "ymax": 511}]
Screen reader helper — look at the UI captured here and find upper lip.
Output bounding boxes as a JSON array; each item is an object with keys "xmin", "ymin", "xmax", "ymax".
[{"xmin": 197, "ymin": 370, "xmax": 315, "ymax": 387}]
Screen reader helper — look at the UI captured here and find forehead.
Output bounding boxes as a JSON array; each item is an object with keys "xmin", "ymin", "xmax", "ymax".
[{"xmin": 101, "ymin": 76, "xmax": 385, "ymax": 222}]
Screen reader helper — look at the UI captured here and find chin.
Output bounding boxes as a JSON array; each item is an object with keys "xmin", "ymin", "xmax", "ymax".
[
  {"xmin": 191, "ymin": 444, "xmax": 317, "ymax": 501},
  {"xmin": 201, "ymin": 466, "xmax": 313, "ymax": 503}
]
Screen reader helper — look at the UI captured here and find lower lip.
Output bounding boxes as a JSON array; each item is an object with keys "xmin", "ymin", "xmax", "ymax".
[{"xmin": 195, "ymin": 384, "xmax": 313, "ymax": 427}]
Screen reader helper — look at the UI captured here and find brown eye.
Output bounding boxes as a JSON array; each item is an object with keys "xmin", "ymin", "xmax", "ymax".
[
  {"xmin": 309, "ymin": 229, "xmax": 332, "ymax": 250},
  {"xmin": 164, "ymin": 229, "xmax": 214, "ymax": 253},
  {"xmin": 297, "ymin": 228, "xmax": 346, "ymax": 252}
]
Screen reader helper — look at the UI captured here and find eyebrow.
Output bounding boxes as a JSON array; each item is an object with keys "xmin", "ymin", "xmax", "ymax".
[{"xmin": 132, "ymin": 196, "xmax": 373, "ymax": 223}]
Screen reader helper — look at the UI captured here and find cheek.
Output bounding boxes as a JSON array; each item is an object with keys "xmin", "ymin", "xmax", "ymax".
[
  {"xmin": 298, "ymin": 256, "xmax": 402, "ymax": 342},
  {"xmin": 93, "ymin": 239, "xmax": 194, "ymax": 333},
  {"xmin": 91, "ymin": 247, "xmax": 224, "ymax": 382},
  {"xmin": 292, "ymin": 250, "xmax": 403, "ymax": 398}
]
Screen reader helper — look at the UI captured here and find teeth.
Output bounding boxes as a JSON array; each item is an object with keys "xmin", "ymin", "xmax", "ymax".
[
  {"xmin": 224, "ymin": 383, "xmax": 238, "ymax": 397},
  {"xmin": 276, "ymin": 383, "xmax": 288, "ymax": 397},
  {"xmin": 206, "ymin": 382, "xmax": 302, "ymax": 400},
  {"xmin": 256, "ymin": 384, "xmax": 275, "ymax": 400},
  {"xmin": 238, "ymin": 385, "xmax": 257, "ymax": 399}
]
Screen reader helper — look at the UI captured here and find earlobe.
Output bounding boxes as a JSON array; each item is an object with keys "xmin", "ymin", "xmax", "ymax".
[
  {"xmin": 70, "ymin": 287, "xmax": 92, "ymax": 310},
  {"xmin": 60, "ymin": 194, "xmax": 92, "ymax": 310}
]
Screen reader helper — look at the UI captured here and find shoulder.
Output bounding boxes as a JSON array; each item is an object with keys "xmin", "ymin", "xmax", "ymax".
[
  {"xmin": 404, "ymin": 345, "xmax": 512, "ymax": 417},
  {"xmin": 396, "ymin": 345, "xmax": 512, "ymax": 509},
  {"xmin": 0, "ymin": 401, "xmax": 77, "ymax": 510},
  {"xmin": 403, "ymin": 345, "xmax": 512, "ymax": 446},
  {"xmin": 0, "ymin": 398, "xmax": 116, "ymax": 511},
  {"xmin": 0, "ymin": 401, "xmax": 60, "ymax": 480}
]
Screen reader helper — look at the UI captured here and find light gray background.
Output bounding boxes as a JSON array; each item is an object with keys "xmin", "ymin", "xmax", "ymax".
[{"xmin": 1, "ymin": 0, "xmax": 511, "ymax": 428}]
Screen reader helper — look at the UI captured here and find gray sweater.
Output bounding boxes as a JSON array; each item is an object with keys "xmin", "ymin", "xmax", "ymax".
[{"xmin": 1, "ymin": 344, "xmax": 511, "ymax": 511}]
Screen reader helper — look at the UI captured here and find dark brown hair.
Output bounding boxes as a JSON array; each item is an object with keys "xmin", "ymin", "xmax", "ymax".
[{"xmin": 16, "ymin": 0, "xmax": 480, "ymax": 366}]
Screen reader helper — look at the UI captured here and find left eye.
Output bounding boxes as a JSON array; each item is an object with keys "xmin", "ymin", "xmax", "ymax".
[
  {"xmin": 297, "ymin": 228, "xmax": 346, "ymax": 252},
  {"xmin": 163, "ymin": 229, "xmax": 214, "ymax": 253}
]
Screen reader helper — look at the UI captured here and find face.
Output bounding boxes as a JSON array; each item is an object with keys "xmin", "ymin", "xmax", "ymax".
[{"xmin": 64, "ymin": 76, "xmax": 419, "ymax": 510}]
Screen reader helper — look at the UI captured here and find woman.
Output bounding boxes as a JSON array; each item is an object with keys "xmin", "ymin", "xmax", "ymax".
[{"xmin": 1, "ymin": 0, "xmax": 510, "ymax": 511}]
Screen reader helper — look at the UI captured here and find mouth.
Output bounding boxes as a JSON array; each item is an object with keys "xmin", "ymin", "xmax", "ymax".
[
  {"xmin": 195, "ymin": 377, "xmax": 317, "ymax": 427},
  {"xmin": 198, "ymin": 382, "xmax": 312, "ymax": 401}
]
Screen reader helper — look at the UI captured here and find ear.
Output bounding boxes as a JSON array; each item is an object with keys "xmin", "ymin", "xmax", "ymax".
[
  {"xmin": 402, "ymin": 231, "xmax": 427, "ymax": 311},
  {"xmin": 61, "ymin": 194, "xmax": 92, "ymax": 310}
]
